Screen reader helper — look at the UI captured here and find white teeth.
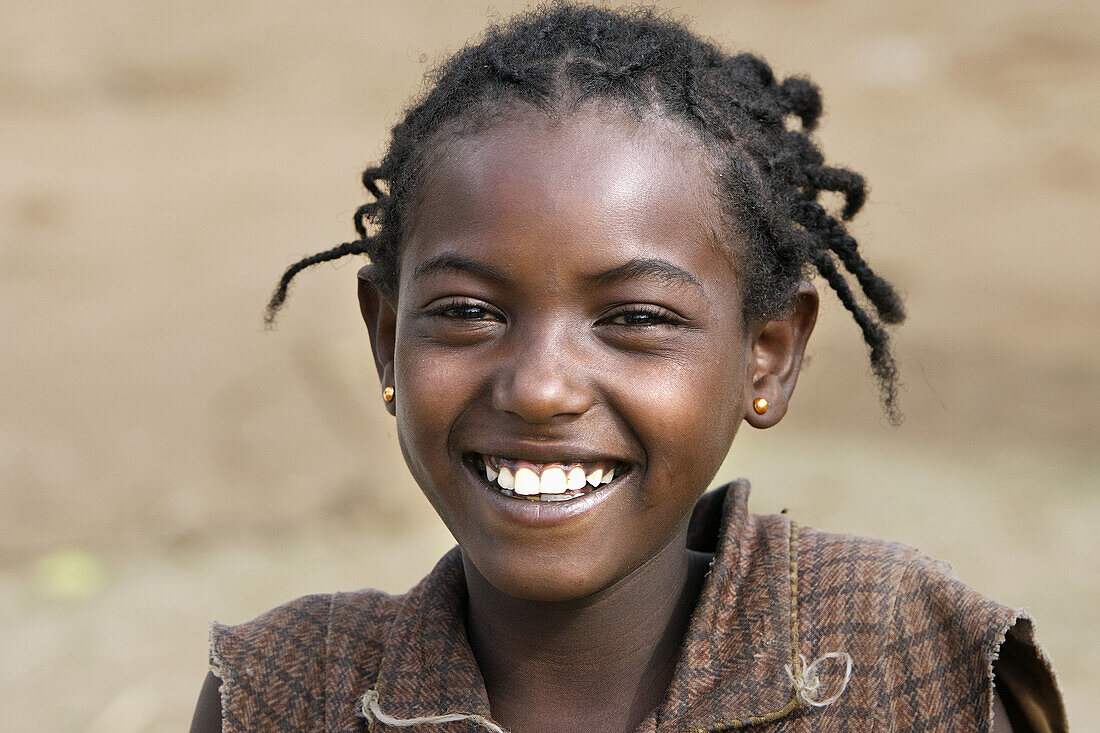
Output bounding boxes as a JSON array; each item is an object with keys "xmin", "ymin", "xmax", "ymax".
[
  {"xmin": 540, "ymin": 466, "xmax": 567, "ymax": 494},
  {"xmin": 514, "ymin": 467, "xmax": 540, "ymax": 496},
  {"xmin": 566, "ymin": 466, "xmax": 586, "ymax": 491},
  {"xmin": 482, "ymin": 455, "xmax": 620, "ymax": 497}
]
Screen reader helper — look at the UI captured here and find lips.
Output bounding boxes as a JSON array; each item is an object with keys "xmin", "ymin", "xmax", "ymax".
[{"xmin": 472, "ymin": 454, "xmax": 622, "ymax": 502}]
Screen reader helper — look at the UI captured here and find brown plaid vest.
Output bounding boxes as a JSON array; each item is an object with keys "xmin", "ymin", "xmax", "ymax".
[{"xmin": 210, "ymin": 480, "xmax": 1064, "ymax": 732}]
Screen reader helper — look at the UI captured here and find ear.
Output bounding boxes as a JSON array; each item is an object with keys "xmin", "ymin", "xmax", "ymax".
[
  {"xmin": 743, "ymin": 281, "xmax": 819, "ymax": 428},
  {"xmin": 357, "ymin": 265, "xmax": 397, "ymax": 416}
]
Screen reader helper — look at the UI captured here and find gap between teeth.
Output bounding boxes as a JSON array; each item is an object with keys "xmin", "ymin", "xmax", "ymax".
[{"xmin": 483, "ymin": 460, "xmax": 616, "ymax": 497}]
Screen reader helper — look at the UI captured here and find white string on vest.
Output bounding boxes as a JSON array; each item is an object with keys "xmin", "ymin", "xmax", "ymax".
[
  {"xmin": 361, "ymin": 651, "xmax": 850, "ymax": 730},
  {"xmin": 784, "ymin": 651, "xmax": 853, "ymax": 708},
  {"xmin": 360, "ymin": 689, "xmax": 509, "ymax": 733}
]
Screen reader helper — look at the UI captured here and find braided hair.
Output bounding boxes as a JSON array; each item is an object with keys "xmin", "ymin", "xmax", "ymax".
[{"xmin": 265, "ymin": 3, "xmax": 905, "ymax": 421}]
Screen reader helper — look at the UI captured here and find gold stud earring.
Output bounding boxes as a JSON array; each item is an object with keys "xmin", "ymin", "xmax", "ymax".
[
  {"xmin": 383, "ymin": 386, "xmax": 395, "ymax": 403},
  {"xmin": 753, "ymin": 397, "xmax": 769, "ymax": 415}
]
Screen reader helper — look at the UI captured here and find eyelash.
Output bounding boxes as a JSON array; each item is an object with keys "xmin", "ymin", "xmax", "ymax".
[
  {"xmin": 424, "ymin": 299, "xmax": 503, "ymax": 322},
  {"xmin": 601, "ymin": 304, "xmax": 681, "ymax": 327}
]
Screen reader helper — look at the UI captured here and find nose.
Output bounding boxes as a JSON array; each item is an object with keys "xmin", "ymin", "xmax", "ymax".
[{"xmin": 491, "ymin": 324, "xmax": 595, "ymax": 424}]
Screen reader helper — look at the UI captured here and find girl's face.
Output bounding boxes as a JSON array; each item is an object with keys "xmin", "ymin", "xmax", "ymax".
[{"xmin": 364, "ymin": 109, "xmax": 802, "ymax": 601}]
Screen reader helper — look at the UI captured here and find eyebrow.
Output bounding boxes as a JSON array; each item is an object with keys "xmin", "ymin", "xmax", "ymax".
[
  {"xmin": 585, "ymin": 258, "xmax": 704, "ymax": 293},
  {"xmin": 411, "ymin": 253, "xmax": 704, "ymax": 293},
  {"xmin": 412, "ymin": 253, "xmax": 509, "ymax": 283}
]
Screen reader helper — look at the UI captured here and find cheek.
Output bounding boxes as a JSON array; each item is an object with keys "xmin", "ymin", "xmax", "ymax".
[
  {"xmin": 624, "ymin": 349, "xmax": 745, "ymax": 487},
  {"xmin": 392, "ymin": 338, "xmax": 463, "ymax": 477}
]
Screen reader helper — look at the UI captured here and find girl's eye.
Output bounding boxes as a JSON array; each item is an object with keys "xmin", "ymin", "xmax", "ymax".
[
  {"xmin": 604, "ymin": 305, "xmax": 679, "ymax": 327},
  {"xmin": 445, "ymin": 304, "xmax": 492, "ymax": 320},
  {"xmin": 426, "ymin": 299, "xmax": 503, "ymax": 322}
]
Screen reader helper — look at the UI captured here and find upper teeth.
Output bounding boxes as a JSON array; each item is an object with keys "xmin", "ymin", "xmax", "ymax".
[
  {"xmin": 566, "ymin": 467, "xmax": 586, "ymax": 490},
  {"xmin": 515, "ymin": 467, "xmax": 540, "ymax": 495},
  {"xmin": 479, "ymin": 455, "xmax": 617, "ymax": 498}
]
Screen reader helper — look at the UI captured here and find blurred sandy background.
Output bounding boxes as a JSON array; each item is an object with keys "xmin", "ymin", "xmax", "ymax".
[{"xmin": 1, "ymin": 0, "xmax": 1096, "ymax": 729}]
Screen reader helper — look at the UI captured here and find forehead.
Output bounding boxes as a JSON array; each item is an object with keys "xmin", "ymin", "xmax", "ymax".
[{"xmin": 402, "ymin": 107, "xmax": 738, "ymax": 286}]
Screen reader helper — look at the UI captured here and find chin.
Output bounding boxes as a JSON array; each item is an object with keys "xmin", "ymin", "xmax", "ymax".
[{"xmin": 474, "ymin": 553, "xmax": 613, "ymax": 603}]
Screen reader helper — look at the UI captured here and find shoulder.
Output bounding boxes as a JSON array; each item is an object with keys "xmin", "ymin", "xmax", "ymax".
[
  {"xmin": 209, "ymin": 588, "xmax": 405, "ymax": 733},
  {"xmin": 792, "ymin": 524, "xmax": 1065, "ymax": 731},
  {"xmin": 189, "ymin": 671, "xmax": 223, "ymax": 733},
  {"xmin": 794, "ymin": 523, "xmax": 1013, "ymax": 629},
  {"xmin": 792, "ymin": 523, "xmax": 979, "ymax": 649},
  {"xmin": 210, "ymin": 592, "xmax": 336, "ymax": 667},
  {"xmin": 210, "ymin": 588, "xmax": 403, "ymax": 664}
]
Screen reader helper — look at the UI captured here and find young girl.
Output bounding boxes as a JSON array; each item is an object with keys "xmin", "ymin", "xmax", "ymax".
[{"xmin": 190, "ymin": 5, "xmax": 1064, "ymax": 732}]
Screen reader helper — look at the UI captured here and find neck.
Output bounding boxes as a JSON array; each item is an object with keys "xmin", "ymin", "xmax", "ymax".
[{"xmin": 463, "ymin": 532, "xmax": 711, "ymax": 733}]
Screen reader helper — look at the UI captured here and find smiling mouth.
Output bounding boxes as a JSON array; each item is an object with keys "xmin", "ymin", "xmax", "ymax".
[{"xmin": 469, "ymin": 454, "xmax": 624, "ymax": 503}]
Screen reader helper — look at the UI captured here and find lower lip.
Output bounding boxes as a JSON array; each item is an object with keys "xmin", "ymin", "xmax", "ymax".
[{"xmin": 463, "ymin": 460, "xmax": 624, "ymax": 527}]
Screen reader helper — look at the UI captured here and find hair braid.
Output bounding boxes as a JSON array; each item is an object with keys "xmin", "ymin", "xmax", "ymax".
[
  {"xmin": 794, "ymin": 200, "xmax": 905, "ymax": 325},
  {"xmin": 811, "ymin": 250, "xmax": 900, "ymax": 422},
  {"xmin": 361, "ymin": 166, "xmax": 386, "ymax": 201},
  {"xmin": 264, "ymin": 239, "xmax": 373, "ymax": 327},
  {"xmin": 805, "ymin": 166, "xmax": 866, "ymax": 220},
  {"xmin": 264, "ymin": 3, "xmax": 906, "ymax": 418},
  {"xmin": 776, "ymin": 76, "xmax": 823, "ymax": 131}
]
